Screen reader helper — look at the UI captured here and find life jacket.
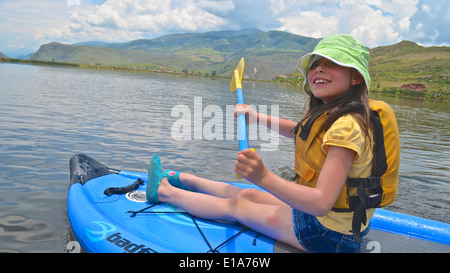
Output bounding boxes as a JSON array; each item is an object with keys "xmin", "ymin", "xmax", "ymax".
[{"xmin": 292, "ymin": 99, "xmax": 400, "ymax": 242}]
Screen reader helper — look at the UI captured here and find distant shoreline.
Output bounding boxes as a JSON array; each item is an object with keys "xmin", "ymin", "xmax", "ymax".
[{"xmin": 2, "ymin": 57, "xmax": 448, "ymax": 102}]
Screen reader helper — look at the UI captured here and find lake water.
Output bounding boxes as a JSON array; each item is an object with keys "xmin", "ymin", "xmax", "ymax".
[{"xmin": 0, "ymin": 63, "xmax": 448, "ymax": 252}]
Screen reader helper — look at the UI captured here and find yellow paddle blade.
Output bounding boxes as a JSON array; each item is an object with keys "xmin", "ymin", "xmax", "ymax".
[{"xmin": 230, "ymin": 57, "xmax": 245, "ymax": 92}]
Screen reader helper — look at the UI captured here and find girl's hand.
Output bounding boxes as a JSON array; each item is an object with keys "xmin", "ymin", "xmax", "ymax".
[
  {"xmin": 234, "ymin": 149, "xmax": 269, "ymax": 184},
  {"xmin": 234, "ymin": 104, "xmax": 258, "ymax": 124}
]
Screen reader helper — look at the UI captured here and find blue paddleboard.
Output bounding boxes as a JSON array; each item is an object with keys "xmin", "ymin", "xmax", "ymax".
[
  {"xmin": 68, "ymin": 154, "xmax": 450, "ymax": 253},
  {"xmin": 68, "ymin": 154, "xmax": 275, "ymax": 253}
]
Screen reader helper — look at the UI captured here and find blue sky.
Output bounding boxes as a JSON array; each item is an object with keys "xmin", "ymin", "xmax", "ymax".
[{"xmin": 0, "ymin": 0, "xmax": 448, "ymax": 56}]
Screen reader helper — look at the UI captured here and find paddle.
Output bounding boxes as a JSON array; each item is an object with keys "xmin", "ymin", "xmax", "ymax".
[{"xmin": 230, "ymin": 57, "xmax": 254, "ymax": 179}]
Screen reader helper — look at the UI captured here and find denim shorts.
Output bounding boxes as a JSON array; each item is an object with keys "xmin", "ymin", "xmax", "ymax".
[{"xmin": 292, "ymin": 208, "xmax": 369, "ymax": 253}]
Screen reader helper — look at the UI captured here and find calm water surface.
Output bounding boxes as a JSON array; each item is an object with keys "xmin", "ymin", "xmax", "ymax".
[{"xmin": 0, "ymin": 63, "xmax": 448, "ymax": 252}]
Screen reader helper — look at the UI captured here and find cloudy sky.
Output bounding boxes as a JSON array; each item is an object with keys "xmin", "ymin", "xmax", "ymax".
[{"xmin": 0, "ymin": 0, "xmax": 448, "ymax": 56}]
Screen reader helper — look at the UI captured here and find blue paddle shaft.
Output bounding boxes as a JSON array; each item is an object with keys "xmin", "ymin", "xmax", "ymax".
[{"xmin": 236, "ymin": 88, "xmax": 249, "ymax": 151}]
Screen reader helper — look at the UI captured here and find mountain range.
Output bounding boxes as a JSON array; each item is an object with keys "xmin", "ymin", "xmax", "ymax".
[
  {"xmin": 5, "ymin": 28, "xmax": 448, "ymax": 99},
  {"xmin": 29, "ymin": 28, "xmax": 320, "ymax": 80}
]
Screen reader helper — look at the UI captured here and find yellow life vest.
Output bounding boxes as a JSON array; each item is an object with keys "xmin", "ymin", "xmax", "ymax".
[{"xmin": 293, "ymin": 99, "xmax": 400, "ymax": 241}]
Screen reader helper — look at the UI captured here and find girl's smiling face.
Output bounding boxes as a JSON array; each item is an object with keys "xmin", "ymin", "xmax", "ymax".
[{"xmin": 307, "ymin": 57, "xmax": 363, "ymax": 104}]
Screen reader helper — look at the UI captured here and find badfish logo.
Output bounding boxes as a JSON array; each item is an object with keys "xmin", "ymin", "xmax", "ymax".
[{"xmin": 86, "ymin": 221, "xmax": 117, "ymax": 242}]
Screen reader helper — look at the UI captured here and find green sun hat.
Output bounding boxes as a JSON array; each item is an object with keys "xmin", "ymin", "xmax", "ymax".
[{"xmin": 298, "ymin": 34, "xmax": 371, "ymax": 94}]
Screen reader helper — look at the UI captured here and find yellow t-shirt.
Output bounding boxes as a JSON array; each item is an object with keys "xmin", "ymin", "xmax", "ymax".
[{"xmin": 316, "ymin": 114, "xmax": 375, "ymax": 235}]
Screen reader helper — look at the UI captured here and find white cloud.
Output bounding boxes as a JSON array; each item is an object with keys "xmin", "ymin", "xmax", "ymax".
[
  {"xmin": 67, "ymin": 0, "xmax": 81, "ymax": 6},
  {"xmin": 421, "ymin": 4, "xmax": 430, "ymax": 14},
  {"xmin": 278, "ymin": 11, "xmax": 338, "ymax": 38},
  {"xmin": 339, "ymin": 0, "xmax": 399, "ymax": 47},
  {"xmin": 349, "ymin": 11, "xmax": 398, "ymax": 47},
  {"xmin": 275, "ymin": 0, "xmax": 401, "ymax": 47},
  {"xmin": 399, "ymin": 16, "xmax": 411, "ymax": 31},
  {"xmin": 45, "ymin": 0, "xmax": 228, "ymax": 43},
  {"xmin": 367, "ymin": 0, "xmax": 419, "ymax": 18},
  {"xmin": 0, "ymin": 0, "xmax": 448, "ymax": 52},
  {"xmin": 197, "ymin": 0, "xmax": 235, "ymax": 17}
]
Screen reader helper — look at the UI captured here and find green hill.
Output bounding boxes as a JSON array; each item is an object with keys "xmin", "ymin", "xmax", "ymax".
[
  {"xmin": 30, "ymin": 29, "xmax": 320, "ymax": 80},
  {"xmin": 368, "ymin": 40, "xmax": 449, "ymax": 99},
  {"xmin": 29, "ymin": 42, "xmax": 179, "ymax": 68}
]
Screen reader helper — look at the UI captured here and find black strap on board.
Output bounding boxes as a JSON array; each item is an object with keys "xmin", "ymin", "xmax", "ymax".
[{"xmin": 104, "ymin": 178, "xmax": 145, "ymax": 196}]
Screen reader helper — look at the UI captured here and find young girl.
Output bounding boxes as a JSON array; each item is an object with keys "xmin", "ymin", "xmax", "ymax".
[{"xmin": 146, "ymin": 34, "xmax": 379, "ymax": 253}]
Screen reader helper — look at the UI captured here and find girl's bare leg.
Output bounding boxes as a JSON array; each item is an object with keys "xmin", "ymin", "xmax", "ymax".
[
  {"xmin": 178, "ymin": 173, "xmax": 244, "ymax": 198},
  {"xmin": 179, "ymin": 173, "xmax": 288, "ymax": 207},
  {"xmin": 157, "ymin": 177, "xmax": 304, "ymax": 251}
]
